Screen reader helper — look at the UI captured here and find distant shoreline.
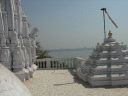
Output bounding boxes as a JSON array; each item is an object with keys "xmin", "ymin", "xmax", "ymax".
[{"xmin": 48, "ymin": 47, "xmax": 94, "ymax": 52}]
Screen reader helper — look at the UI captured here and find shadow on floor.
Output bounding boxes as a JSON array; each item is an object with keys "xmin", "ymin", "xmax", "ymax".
[
  {"xmin": 54, "ymin": 82, "xmax": 75, "ymax": 86},
  {"xmin": 67, "ymin": 69, "xmax": 91, "ymax": 88}
]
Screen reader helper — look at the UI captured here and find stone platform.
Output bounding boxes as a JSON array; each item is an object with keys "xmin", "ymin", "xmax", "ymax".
[{"xmin": 25, "ymin": 70, "xmax": 128, "ymax": 96}]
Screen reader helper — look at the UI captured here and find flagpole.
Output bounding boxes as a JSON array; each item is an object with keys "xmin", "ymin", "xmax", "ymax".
[{"xmin": 101, "ymin": 8, "xmax": 106, "ymax": 39}]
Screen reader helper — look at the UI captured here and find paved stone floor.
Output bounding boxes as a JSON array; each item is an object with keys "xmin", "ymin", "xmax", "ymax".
[{"xmin": 25, "ymin": 70, "xmax": 128, "ymax": 96}]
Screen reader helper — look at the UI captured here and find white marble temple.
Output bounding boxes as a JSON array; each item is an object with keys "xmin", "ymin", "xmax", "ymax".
[
  {"xmin": 0, "ymin": 0, "xmax": 37, "ymax": 81},
  {"xmin": 77, "ymin": 32, "xmax": 128, "ymax": 86}
]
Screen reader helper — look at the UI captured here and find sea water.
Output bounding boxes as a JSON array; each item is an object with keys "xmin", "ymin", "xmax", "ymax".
[{"xmin": 49, "ymin": 49, "xmax": 93, "ymax": 59}]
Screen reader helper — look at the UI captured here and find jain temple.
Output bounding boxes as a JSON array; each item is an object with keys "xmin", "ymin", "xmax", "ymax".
[
  {"xmin": 1, "ymin": 1, "xmax": 128, "ymax": 96},
  {"xmin": 0, "ymin": 0, "xmax": 37, "ymax": 81},
  {"xmin": 77, "ymin": 31, "xmax": 128, "ymax": 86}
]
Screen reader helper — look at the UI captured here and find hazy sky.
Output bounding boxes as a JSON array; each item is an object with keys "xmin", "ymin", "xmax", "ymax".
[{"xmin": 22, "ymin": 0, "xmax": 128, "ymax": 49}]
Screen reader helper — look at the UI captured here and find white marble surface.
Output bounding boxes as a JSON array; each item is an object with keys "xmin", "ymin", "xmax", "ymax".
[{"xmin": 0, "ymin": 64, "xmax": 32, "ymax": 96}]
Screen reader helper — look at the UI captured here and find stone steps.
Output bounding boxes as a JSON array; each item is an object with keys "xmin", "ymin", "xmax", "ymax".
[
  {"xmin": 92, "ymin": 67, "xmax": 128, "ymax": 75},
  {"xmin": 89, "ymin": 76, "xmax": 128, "ymax": 86}
]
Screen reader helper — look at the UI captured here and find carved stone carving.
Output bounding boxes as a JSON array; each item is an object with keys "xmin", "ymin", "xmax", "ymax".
[{"xmin": 0, "ymin": 0, "xmax": 37, "ymax": 81}]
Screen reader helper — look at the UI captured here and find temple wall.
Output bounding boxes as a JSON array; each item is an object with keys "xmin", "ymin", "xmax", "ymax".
[{"xmin": 0, "ymin": 0, "xmax": 37, "ymax": 81}]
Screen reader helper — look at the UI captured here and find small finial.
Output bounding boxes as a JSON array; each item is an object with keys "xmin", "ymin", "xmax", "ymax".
[{"xmin": 108, "ymin": 30, "xmax": 112, "ymax": 38}]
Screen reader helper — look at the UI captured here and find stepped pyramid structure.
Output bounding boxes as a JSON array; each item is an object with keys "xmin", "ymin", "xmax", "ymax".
[
  {"xmin": 77, "ymin": 31, "xmax": 128, "ymax": 86},
  {"xmin": 0, "ymin": 0, "xmax": 37, "ymax": 81}
]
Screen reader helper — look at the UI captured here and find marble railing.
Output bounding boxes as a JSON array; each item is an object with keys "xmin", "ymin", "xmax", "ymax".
[{"xmin": 36, "ymin": 57, "xmax": 86, "ymax": 70}]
